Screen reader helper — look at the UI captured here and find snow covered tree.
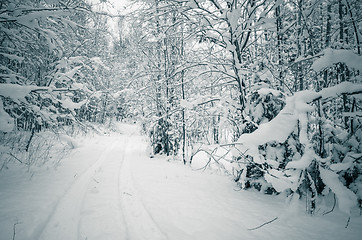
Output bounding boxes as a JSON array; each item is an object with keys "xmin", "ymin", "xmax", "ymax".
[
  {"xmin": 0, "ymin": 0, "xmax": 123, "ymax": 167},
  {"xmin": 180, "ymin": 0, "xmax": 362, "ymax": 215}
]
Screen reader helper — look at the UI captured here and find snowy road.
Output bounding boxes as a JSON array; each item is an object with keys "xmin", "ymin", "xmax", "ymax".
[
  {"xmin": 38, "ymin": 138, "xmax": 128, "ymax": 240},
  {"xmin": 0, "ymin": 125, "xmax": 166, "ymax": 240},
  {"xmin": 38, "ymin": 126, "xmax": 167, "ymax": 240},
  {"xmin": 1, "ymin": 124, "xmax": 362, "ymax": 240}
]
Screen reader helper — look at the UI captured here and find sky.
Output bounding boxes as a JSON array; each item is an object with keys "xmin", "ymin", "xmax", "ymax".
[
  {"xmin": 111, "ymin": 0, "xmax": 131, "ymax": 12},
  {"xmin": 90, "ymin": 0, "xmax": 132, "ymax": 15},
  {"xmin": 87, "ymin": 0, "xmax": 134, "ymax": 41}
]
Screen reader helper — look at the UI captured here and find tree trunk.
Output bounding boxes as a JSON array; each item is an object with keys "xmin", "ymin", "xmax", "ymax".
[
  {"xmin": 275, "ymin": 4, "xmax": 284, "ymax": 90},
  {"xmin": 180, "ymin": 20, "xmax": 187, "ymax": 164}
]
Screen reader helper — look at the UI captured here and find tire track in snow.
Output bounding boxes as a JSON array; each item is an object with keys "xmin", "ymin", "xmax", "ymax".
[
  {"xmin": 38, "ymin": 128, "xmax": 167, "ymax": 240},
  {"xmin": 119, "ymin": 135, "xmax": 168, "ymax": 240},
  {"xmin": 38, "ymin": 140, "xmax": 119, "ymax": 240},
  {"xmin": 78, "ymin": 137, "xmax": 129, "ymax": 240}
]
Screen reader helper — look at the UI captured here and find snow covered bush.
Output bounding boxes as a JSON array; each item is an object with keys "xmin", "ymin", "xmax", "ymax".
[
  {"xmin": 231, "ymin": 82, "xmax": 362, "ymax": 215},
  {"xmin": 0, "ymin": 0, "xmax": 124, "ymax": 171},
  {"xmin": 1, "ymin": 1, "xmax": 87, "ymax": 131},
  {"xmin": 191, "ymin": 81, "xmax": 361, "ymax": 215},
  {"xmin": 0, "ymin": 131, "xmax": 72, "ymax": 171},
  {"xmin": 147, "ymin": 117, "xmax": 180, "ymax": 156},
  {"xmin": 246, "ymin": 82, "xmax": 286, "ymax": 126}
]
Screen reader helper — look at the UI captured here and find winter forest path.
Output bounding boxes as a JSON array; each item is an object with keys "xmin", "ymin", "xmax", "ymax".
[
  {"xmin": 38, "ymin": 125, "xmax": 166, "ymax": 240},
  {"xmin": 38, "ymin": 137, "xmax": 127, "ymax": 240},
  {"xmin": 0, "ymin": 124, "xmax": 361, "ymax": 240}
]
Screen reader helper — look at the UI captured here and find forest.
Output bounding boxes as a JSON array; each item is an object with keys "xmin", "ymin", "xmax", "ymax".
[{"xmin": 0, "ymin": 0, "xmax": 362, "ymax": 220}]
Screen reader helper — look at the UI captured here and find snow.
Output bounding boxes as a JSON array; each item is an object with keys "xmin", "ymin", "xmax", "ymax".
[
  {"xmin": 343, "ymin": 112, "xmax": 362, "ymax": 118},
  {"xmin": 0, "ymin": 124, "xmax": 361, "ymax": 240},
  {"xmin": 15, "ymin": 10, "xmax": 71, "ymax": 29},
  {"xmin": 58, "ymin": 134, "xmax": 79, "ymax": 149},
  {"xmin": 44, "ymin": 0, "xmax": 60, "ymax": 5},
  {"xmin": 0, "ymin": 99, "xmax": 14, "ymax": 132},
  {"xmin": 237, "ymin": 82, "xmax": 361, "ymax": 164},
  {"xmin": 0, "ymin": 83, "xmax": 45, "ymax": 102},
  {"xmin": 227, "ymin": 7, "xmax": 241, "ymax": 31},
  {"xmin": 228, "ymin": 82, "xmax": 362, "ymax": 213},
  {"xmin": 65, "ymin": 66, "xmax": 82, "ymax": 79},
  {"xmin": 0, "ymin": 52, "xmax": 24, "ymax": 63},
  {"xmin": 286, "ymin": 147, "xmax": 314, "ymax": 169},
  {"xmin": 237, "ymin": 93, "xmax": 299, "ymax": 147},
  {"xmin": 319, "ymin": 81, "xmax": 362, "ymax": 98},
  {"xmin": 179, "ymin": 99, "xmax": 194, "ymax": 109},
  {"xmin": 190, "ymin": 150, "xmax": 211, "ymax": 170},
  {"xmin": 319, "ymin": 167, "xmax": 358, "ymax": 215},
  {"xmin": 329, "ymin": 152, "xmax": 360, "ymax": 172},
  {"xmin": 187, "ymin": 0, "xmax": 198, "ymax": 9},
  {"xmin": 264, "ymin": 169, "xmax": 294, "ymax": 192},
  {"xmin": 60, "ymin": 98, "xmax": 87, "ymax": 112},
  {"xmin": 312, "ymin": 48, "xmax": 362, "ymax": 72},
  {"xmin": 258, "ymin": 87, "xmax": 283, "ymax": 96}
]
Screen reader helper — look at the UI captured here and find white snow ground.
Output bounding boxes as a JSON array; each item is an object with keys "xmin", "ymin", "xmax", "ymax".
[{"xmin": 0, "ymin": 124, "xmax": 361, "ymax": 240}]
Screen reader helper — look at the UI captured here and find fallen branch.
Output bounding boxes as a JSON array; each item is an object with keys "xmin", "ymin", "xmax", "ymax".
[
  {"xmin": 248, "ymin": 217, "xmax": 278, "ymax": 231},
  {"xmin": 345, "ymin": 217, "xmax": 351, "ymax": 229},
  {"xmin": 25, "ymin": 128, "xmax": 35, "ymax": 152},
  {"xmin": 13, "ymin": 221, "xmax": 20, "ymax": 240},
  {"xmin": 7, "ymin": 153, "xmax": 24, "ymax": 164},
  {"xmin": 322, "ymin": 193, "xmax": 336, "ymax": 215}
]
